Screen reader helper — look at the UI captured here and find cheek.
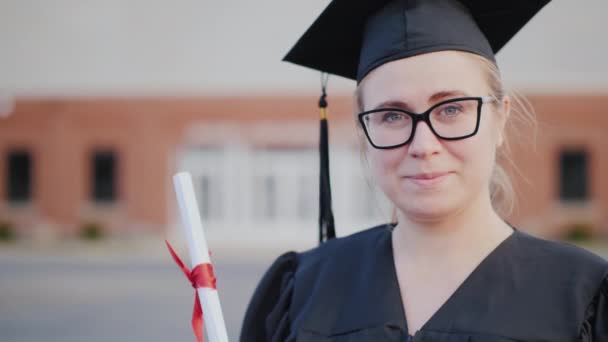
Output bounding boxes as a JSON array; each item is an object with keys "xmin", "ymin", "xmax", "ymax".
[
  {"xmin": 448, "ymin": 123, "xmax": 498, "ymax": 180},
  {"xmin": 367, "ymin": 147, "xmax": 406, "ymax": 179}
]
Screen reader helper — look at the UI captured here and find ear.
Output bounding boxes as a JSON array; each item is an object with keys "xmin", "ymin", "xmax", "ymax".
[{"xmin": 495, "ymin": 96, "xmax": 511, "ymax": 148}]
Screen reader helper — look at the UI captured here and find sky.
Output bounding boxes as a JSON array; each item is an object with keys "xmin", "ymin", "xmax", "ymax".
[{"xmin": 0, "ymin": 0, "xmax": 606, "ymax": 96}]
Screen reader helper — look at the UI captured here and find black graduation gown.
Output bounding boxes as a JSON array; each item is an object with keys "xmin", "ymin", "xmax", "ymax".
[{"xmin": 240, "ymin": 224, "xmax": 608, "ymax": 341}]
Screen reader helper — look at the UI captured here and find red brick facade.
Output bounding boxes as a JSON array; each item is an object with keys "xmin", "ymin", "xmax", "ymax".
[{"xmin": 0, "ymin": 95, "xmax": 606, "ymax": 239}]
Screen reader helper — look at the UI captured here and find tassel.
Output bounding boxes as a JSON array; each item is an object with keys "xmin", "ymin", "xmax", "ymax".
[{"xmin": 318, "ymin": 73, "xmax": 336, "ymax": 244}]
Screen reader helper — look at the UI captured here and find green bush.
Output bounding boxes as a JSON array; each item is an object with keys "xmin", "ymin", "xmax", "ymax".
[
  {"xmin": 564, "ymin": 222, "xmax": 594, "ymax": 242},
  {"xmin": 80, "ymin": 222, "xmax": 104, "ymax": 241},
  {"xmin": 0, "ymin": 221, "xmax": 15, "ymax": 241}
]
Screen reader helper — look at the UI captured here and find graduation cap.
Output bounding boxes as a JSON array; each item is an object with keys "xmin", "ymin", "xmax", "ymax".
[{"xmin": 283, "ymin": 0, "xmax": 550, "ymax": 244}]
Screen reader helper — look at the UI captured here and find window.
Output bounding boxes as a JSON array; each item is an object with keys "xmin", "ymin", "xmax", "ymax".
[
  {"xmin": 559, "ymin": 150, "xmax": 588, "ymax": 201},
  {"xmin": 252, "ymin": 148, "xmax": 317, "ymax": 222},
  {"xmin": 199, "ymin": 176, "xmax": 211, "ymax": 219},
  {"xmin": 198, "ymin": 175, "xmax": 223, "ymax": 220},
  {"xmin": 179, "ymin": 147, "xmax": 225, "ymax": 222},
  {"xmin": 92, "ymin": 150, "xmax": 117, "ymax": 202},
  {"xmin": 6, "ymin": 150, "xmax": 32, "ymax": 202},
  {"xmin": 297, "ymin": 174, "xmax": 316, "ymax": 220},
  {"xmin": 255, "ymin": 175, "xmax": 276, "ymax": 219}
]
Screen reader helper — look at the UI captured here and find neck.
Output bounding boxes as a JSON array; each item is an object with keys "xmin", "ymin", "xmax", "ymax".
[{"xmin": 392, "ymin": 192, "xmax": 512, "ymax": 263}]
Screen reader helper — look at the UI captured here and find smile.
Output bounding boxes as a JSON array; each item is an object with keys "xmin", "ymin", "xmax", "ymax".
[{"xmin": 403, "ymin": 172, "xmax": 452, "ymax": 187}]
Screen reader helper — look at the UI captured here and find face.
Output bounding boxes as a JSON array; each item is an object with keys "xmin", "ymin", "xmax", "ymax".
[{"xmin": 359, "ymin": 50, "xmax": 507, "ymax": 223}]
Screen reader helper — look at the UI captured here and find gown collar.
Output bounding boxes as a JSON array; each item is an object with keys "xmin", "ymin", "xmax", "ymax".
[{"xmin": 329, "ymin": 224, "xmax": 518, "ymax": 336}]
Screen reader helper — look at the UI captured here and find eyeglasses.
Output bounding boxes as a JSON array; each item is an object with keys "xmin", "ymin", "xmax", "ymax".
[{"xmin": 358, "ymin": 96, "xmax": 496, "ymax": 149}]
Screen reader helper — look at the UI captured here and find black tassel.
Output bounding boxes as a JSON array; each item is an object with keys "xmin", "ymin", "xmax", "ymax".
[{"xmin": 318, "ymin": 73, "xmax": 336, "ymax": 244}]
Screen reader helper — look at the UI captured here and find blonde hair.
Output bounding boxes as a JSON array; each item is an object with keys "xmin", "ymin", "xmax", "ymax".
[{"xmin": 354, "ymin": 53, "xmax": 537, "ymax": 222}]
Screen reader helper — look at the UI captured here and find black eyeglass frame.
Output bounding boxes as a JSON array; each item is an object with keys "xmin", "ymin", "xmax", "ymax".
[{"xmin": 357, "ymin": 96, "xmax": 497, "ymax": 149}]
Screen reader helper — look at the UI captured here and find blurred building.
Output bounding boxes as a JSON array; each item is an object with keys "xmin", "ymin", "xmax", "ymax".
[
  {"xmin": 0, "ymin": 96, "xmax": 391, "ymax": 244},
  {"xmin": 1, "ymin": 94, "xmax": 607, "ymax": 242},
  {"xmin": 1, "ymin": 0, "xmax": 608, "ymax": 242}
]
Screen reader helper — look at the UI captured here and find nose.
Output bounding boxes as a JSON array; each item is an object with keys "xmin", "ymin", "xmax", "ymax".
[{"xmin": 407, "ymin": 120, "xmax": 442, "ymax": 159}]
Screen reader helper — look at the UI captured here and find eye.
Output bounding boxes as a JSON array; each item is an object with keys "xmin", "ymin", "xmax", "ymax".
[
  {"xmin": 382, "ymin": 111, "xmax": 406, "ymax": 123},
  {"xmin": 438, "ymin": 104, "xmax": 463, "ymax": 117}
]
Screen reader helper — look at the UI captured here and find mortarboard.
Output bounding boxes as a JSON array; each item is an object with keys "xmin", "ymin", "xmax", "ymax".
[
  {"xmin": 285, "ymin": 0, "xmax": 550, "ymax": 82},
  {"xmin": 283, "ymin": 0, "xmax": 550, "ymax": 244}
]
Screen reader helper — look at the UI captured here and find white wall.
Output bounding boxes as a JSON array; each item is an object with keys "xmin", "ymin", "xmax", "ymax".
[{"xmin": 1, "ymin": 0, "xmax": 606, "ymax": 96}]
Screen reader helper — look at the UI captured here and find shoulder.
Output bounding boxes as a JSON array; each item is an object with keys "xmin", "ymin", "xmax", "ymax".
[
  {"xmin": 253, "ymin": 223, "xmax": 391, "ymax": 278},
  {"xmin": 507, "ymin": 229, "xmax": 608, "ymax": 309},
  {"xmin": 248, "ymin": 222, "xmax": 392, "ymax": 297},
  {"xmin": 511, "ymin": 231, "xmax": 608, "ymax": 338},
  {"xmin": 295, "ymin": 223, "xmax": 392, "ymax": 275},
  {"xmin": 240, "ymin": 224, "xmax": 392, "ymax": 341},
  {"xmin": 512, "ymin": 228, "xmax": 608, "ymax": 276}
]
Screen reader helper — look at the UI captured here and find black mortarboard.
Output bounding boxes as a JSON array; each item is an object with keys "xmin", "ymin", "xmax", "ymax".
[
  {"xmin": 284, "ymin": 0, "xmax": 550, "ymax": 82},
  {"xmin": 285, "ymin": 0, "xmax": 550, "ymax": 244}
]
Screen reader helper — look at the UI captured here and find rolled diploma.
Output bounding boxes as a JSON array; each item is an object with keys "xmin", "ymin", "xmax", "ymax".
[{"xmin": 173, "ymin": 172, "xmax": 229, "ymax": 342}]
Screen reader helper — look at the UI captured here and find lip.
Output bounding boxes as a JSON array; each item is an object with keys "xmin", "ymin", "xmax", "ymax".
[{"xmin": 403, "ymin": 172, "xmax": 452, "ymax": 187}]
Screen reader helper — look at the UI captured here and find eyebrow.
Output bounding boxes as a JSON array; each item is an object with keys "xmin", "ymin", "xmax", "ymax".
[
  {"xmin": 372, "ymin": 90, "xmax": 471, "ymax": 111},
  {"xmin": 429, "ymin": 90, "xmax": 469, "ymax": 102}
]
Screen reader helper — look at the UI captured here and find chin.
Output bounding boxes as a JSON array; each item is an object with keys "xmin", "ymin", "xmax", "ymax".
[
  {"xmin": 403, "ymin": 208, "xmax": 454, "ymax": 224},
  {"xmin": 397, "ymin": 196, "xmax": 461, "ymax": 223}
]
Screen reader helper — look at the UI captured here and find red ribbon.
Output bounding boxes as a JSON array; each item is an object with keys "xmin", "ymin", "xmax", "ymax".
[{"xmin": 165, "ymin": 240, "xmax": 217, "ymax": 342}]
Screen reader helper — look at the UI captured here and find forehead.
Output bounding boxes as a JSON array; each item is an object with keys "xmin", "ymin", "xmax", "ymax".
[{"xmin": 360, "ymin": 50, "xmax": 489, "ymax": 109}]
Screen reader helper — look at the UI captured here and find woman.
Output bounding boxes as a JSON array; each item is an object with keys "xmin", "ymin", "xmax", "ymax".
[{"xmin": 241, "ymin": 0, "xmax": 608, "ymax": 340}]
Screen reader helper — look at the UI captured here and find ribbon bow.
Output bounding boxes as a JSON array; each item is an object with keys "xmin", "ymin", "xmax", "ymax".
[{"xmin": 165, "ymin": 240, "xmax": 217, "ymax": 342}]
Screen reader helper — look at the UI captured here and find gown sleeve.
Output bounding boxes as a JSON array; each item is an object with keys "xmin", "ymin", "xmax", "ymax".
[
  {"xmin": 240, "ymin": 251, "xmax": 298, "ymax": 342},
  {"xmin": 579, "ymin": 271, "xmax": 608, "ymax": 341}
]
